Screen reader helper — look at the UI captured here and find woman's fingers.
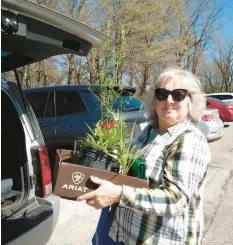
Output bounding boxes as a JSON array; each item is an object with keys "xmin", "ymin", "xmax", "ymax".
[
  {"xmin": 77, "ymin": 176, "xmax": 107, "ymax": 202},
  {"xmin": 86, "ymin": 198, "xmax": 95, "ymax": 207},
  {"xmin": 90, "ymin": 176, "xmax": 106, "ymax": 185},
  {"xmin": 86, "ymin": 199, "xmax": 102, "ymax": 210},
  {"xmin": 77, "ymin": 190, "xmax": 96, "ymax": 201},
  {"xmin": 77, "ymin": 178, "xmax": 122, "ymax": 208}
]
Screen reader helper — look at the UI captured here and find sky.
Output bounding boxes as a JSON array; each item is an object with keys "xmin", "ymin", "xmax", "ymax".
[{"xmin": 215, "ymin": 0, "xmax": 233, "ymax": 39}]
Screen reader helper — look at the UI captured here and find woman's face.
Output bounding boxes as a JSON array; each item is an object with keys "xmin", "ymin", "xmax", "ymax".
[{"xmin": 155, "ymin": 78, "xmax": 190, "ymax": 131}]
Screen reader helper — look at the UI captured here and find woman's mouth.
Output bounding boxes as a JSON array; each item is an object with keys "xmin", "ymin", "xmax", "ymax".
[{"xmin": 164, "ymin": 108, "xmax": 175, "ymax": 111}]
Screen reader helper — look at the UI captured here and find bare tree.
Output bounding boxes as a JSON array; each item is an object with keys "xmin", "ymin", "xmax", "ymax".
[
  {"xmin": 213, "ymin": 40, "xmax": 233, "ymax": 92},
  {"xmin": 22, "ymin": 0, "xmax": 231, "ymax": 90},
  {"xmin": 167, "ymin": 0, "xmax": 228, "ymax": 74},
  {"xmin": 202, "ymin": 69, "xmax": 219, "ymax": 92}
]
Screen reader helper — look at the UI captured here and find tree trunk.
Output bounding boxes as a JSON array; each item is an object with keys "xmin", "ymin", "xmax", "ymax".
[
  {"xmin": 21, "ymin": 66, "xmax": 28, "ymax": 88},
  {"xmin": 37, "ymin": 62, "xmax": 42, "ymax": 85},
  {"xmin": 143, "ymin": 63, "xmax": 149, "ymax": 86},
  {"xmin": 129, "ymin": 63, "xmax": 134, "ymax": 87},
  {"xmin": 67, "ymin": 54, "xmax": 75, "ymax": 85}
]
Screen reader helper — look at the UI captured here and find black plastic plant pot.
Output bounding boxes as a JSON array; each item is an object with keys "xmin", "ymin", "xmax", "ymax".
[
  {"xmin": 78, "ymin": 147, "xmax": 120, "ymax": 173},
  {"xmin": 71, "ymin": 150, "xmax": 81, "ymax": 165}
]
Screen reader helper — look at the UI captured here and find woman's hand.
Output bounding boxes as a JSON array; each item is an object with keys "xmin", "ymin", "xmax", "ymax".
[{"xmin": 77, "ymin": 176, "xmax": 122, "ymax": 209}]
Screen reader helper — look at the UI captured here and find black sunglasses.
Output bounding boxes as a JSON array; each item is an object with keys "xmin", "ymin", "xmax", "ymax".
[{"xmin": 155, "ymin": 88, "xmax": 188, "ymax": 102}]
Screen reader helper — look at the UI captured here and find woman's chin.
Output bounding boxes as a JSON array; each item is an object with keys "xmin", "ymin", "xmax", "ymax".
[
  {"xmin": 164, "ymin": 113, "xmax": 177, "ymax": 120},
  {"xmin": 162, "ymin": 115, "xmax": 178, "ymax": 124}
]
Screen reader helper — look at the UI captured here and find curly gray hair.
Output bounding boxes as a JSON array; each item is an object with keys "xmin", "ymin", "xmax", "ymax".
[{"xmin": 143, "ymin": 66, "xmax": 206, "ymax": 126}]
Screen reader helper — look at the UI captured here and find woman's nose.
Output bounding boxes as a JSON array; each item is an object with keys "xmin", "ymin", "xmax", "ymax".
[{"xmin": 167, "ymin": 94, "xmax": 174, "ymax": 103}]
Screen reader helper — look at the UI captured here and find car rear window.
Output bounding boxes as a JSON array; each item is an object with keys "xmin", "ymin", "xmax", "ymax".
[
  {"xmin": 113, "ymin": 96, "xmax": 144, "ymax": 112},
  {"xmin": 91, "ymin": 87, "xmax": 143, "ymax": 112},
  {"xmin": 79, "ymin": 90, "xmax": 143, "ymax": 112},
  {"xmin": 208, "ymin": 97, "xmax": 228, "ymax": 104},
  {"xmin": 79, "ymin": 91, "xmax": 101, "ymax": 112},
  {"xmin": 207, "ymin": 94, "xmax": 233, "ymax": 100},
  {"xmin": 55, "ymin": 91, "xmax": 87, "ymax": 116},
  {"xmin": 222, "ymin": 95, "xmax": 233, "ymax": 100},
  {"xmin": 207, "ymin": 95, "xmax": 223, "ymax": 100}
]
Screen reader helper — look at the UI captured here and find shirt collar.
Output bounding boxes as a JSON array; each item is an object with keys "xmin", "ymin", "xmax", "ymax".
[{"xmin": 166, "ymin": 118, "xmax": 193, "ymax": 136}]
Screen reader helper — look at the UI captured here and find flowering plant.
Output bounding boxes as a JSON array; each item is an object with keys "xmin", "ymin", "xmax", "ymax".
[
  {"xmin": 73, "ymin": 22, "xmax": 144, "ymax": 175},
  {"xmin": 74, "ymin": 112, "xmax": 144, "ymax": 175}
]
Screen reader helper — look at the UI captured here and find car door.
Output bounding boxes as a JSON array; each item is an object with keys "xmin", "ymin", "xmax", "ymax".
[
  {"xmin": 53, "ymin": 90, "xmax": 93, "ymax": 148},
  {"xmin": 25, "ymin": 91, "xmax": 56, "ymax": 148}
]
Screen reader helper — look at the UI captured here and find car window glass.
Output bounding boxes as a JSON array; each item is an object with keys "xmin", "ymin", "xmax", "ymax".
[
  {"xmin": 55, "ymin": 91, "xmax": 87, "ymax": 116},
  {"xmin": 211, "ymin": 95, "xmax": 222, "ymax": 100},
  {"xmin": 79, "ymin": 91, "xmax": 101, "ymax": 112},
  {"xmin": 45, "ymin": 92, "xmax": 55, "ymax": 117},
  {"xmin": 88, "ymin": 88, "xmax": 141, "ymax": 112},
  {"xmin": 25, "ymin": 92, "xmax": 49, "ymax": 118},
  {"xmin": 208, "ymin": 97, "xmax": 226, "ymax": 104},
  {"xmin": 113, "ymin": 96, "xmax": 144, "ymax": 112},
  {"xmin": 222, "ymin": 95, "xmax": 233, "ymax": 100},
  {"xmin": 1, "ymin": 50, "xmax": 11, "ymax": 57}
]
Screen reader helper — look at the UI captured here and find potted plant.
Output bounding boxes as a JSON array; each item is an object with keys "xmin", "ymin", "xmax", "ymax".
[
  {"xmin": 73, "ymin": 111, "xmax": 145, "ymax": 176},
  {"xmin": 53, "ymin": 101, "xmax": 149, "ymax": 199},
  {"xmin": 53, "ymin": 23, "xmax": 149, "ymax": 199}
]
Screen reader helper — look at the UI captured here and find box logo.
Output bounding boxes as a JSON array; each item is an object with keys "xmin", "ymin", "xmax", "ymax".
[
  {"xmin": 72, "ymin": 172, "xmax": 85, "ymax": 185},
  {"xmin": 61, "ymin": 171, "xmax": 88, "ymax": 193}
]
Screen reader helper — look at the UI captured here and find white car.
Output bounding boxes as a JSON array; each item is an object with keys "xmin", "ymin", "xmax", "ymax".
[
  {"xmin": 139, "ymin": 109, "xmax": 224, "ymax": 143},
  {"xmin": 205, "ymin": 93, "xmax": 233, "ymax": 104},
  {"xmin": 196, "ymin": 108, "xmax": 224, "ymax": 142},
  {"xmin": 1, "ymin": 0, "xmax": 102, "ymax": 244}
]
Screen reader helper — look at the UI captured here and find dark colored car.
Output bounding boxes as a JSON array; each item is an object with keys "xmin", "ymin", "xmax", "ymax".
[
  {"xmin": 206, "ymin": 97, "xmax": 233, "ymax": 122},
  {"xmin": 24, "ymin": 85, "xmax": 147, "ymax": 158}
]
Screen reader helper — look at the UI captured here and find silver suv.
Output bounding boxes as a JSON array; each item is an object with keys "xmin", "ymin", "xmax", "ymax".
[
  {"xmin": 1, "ymin": 0, "xmax": 102, "ymax": 244},
  {"xmin": 1, "ymin": 79, "xmax": 60, "ymax": 245}
]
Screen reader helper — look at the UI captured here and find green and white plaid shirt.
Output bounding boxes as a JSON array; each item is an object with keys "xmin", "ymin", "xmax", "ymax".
[{"xmin": 109, "ymin": 119, "xmax": 211, "ymax": 245}]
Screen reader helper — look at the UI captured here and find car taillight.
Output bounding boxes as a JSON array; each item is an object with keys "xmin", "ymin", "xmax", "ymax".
[
  {"xmin": 38, "ymin": 146, "xmax": 52, "ymax": 197},
  {"xmin": 202, "ymin": 114, "xmax": 215, "ymax": 121}
]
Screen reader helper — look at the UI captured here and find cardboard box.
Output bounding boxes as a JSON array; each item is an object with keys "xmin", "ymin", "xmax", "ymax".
[{"xmin": 53, "ymin": 149, "xmax": 149, "ymax": 199}]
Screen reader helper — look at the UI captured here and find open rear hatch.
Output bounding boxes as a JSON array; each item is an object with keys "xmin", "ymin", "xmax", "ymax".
[{"xmin": 2, "ymin": 0, "xmax": 103, "ymax": 72}]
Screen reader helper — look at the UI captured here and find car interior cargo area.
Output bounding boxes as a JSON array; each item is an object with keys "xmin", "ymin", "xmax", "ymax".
[
  {"xmin": 1, "ymin": 91, "xmax": 28, "ymax": 218},
  {"xmin": 1, "ymin": 202, "xmax": 53, "ymax": 245}
]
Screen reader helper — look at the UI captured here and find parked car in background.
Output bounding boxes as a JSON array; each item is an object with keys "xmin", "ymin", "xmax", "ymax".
[
  {"xmin": 1, "ymin": 0, "xmax": 102, "ymax": 244},
  {"xmin": 206, "ymin": 93, "xmax": 233, "ymax": 104},
  {"xmin": 206, "ymin": 97, "xmax": 233, "ymax": 122},
  {"xmin": 196, "ymin": 109, "xmax": 224, "ymax": 142},
  {"xmin": 24, "ymin": 85, "xmax": 147, "ymax": 159}
]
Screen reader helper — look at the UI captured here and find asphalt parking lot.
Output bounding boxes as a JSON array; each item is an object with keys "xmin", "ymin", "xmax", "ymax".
[
  {"xmin": 202, "ymin": 122, "xmax": 233, "ymax": 245},
  {"xmin": 47, "ymin": 122, "xmax": 233, "ymax": 245}
]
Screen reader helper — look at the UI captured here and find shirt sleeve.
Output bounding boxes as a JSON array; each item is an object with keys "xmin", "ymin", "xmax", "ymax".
[{"xmin": 119, "ymin": 130, "xmax": 211, "ymax": 216}]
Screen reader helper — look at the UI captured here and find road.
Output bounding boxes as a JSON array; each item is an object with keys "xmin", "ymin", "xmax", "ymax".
[
  {"xmin": 47, "ymin": 122, "xmax": 233, "ymax": 245},
  {"xmin": 202, "ymin": 122, "xmax": 233, "ymax": 245}
]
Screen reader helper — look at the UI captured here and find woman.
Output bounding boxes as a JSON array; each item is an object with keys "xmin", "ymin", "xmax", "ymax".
[{"xmin": 78, "ymin": 67, "xmax": 211, "ymax": 245}]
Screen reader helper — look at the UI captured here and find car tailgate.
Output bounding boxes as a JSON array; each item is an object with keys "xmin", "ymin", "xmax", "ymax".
[
  {"xmin": 205, "ymin": 108, "xmax": 221, "ymax": 123},
  {"xmin": 1, "ymin": 196, "xmax": 60, "ymax": 245}
]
